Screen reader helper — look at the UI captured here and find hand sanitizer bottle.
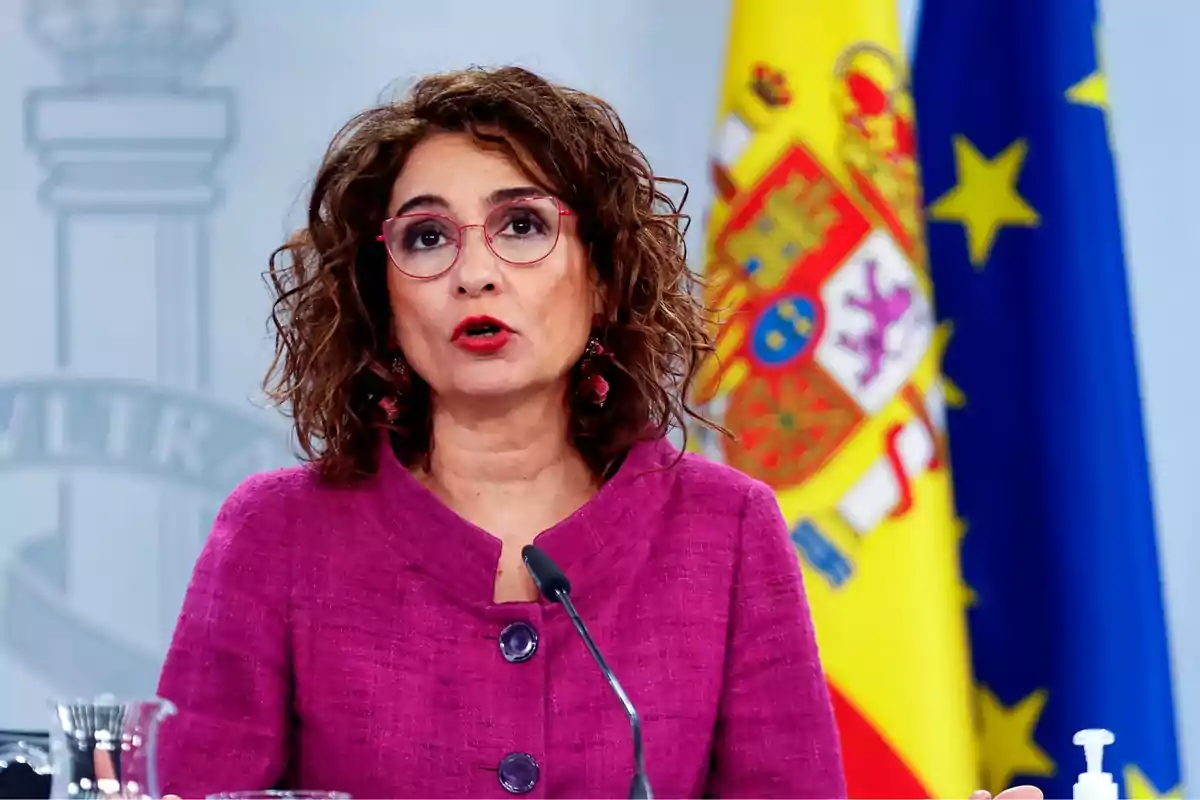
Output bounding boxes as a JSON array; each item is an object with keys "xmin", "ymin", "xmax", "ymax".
[{"xmin": 1073, "ymin": 729, "xmax": 1118, "ymax": 800}]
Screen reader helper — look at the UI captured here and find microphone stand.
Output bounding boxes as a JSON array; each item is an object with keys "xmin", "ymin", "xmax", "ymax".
[
  {"xmin": 552, "ymin": 586, "xmax": 652, "ymax": 800},
  {"xmin": 522, "ymin": 544, "xmax": 652, "ymax": 800}
]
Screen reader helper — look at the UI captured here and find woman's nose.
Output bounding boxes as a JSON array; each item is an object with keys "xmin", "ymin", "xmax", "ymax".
[{"xmin": 454, "ymin": 227, "xmax": 501, "ymax": 296}]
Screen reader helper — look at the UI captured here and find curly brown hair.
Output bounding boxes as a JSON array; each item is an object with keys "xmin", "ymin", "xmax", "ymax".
[{"xmin": 263, "ymin": 65, "xmax": 725, "ymax": 484}]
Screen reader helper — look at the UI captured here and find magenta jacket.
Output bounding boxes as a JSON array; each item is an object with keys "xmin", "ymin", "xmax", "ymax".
[{"xmin": 156, "ymin": 436, "xmax": 846, "ymax": 798}]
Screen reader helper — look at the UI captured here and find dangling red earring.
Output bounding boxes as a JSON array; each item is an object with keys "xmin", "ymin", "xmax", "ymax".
[
  {"xmin": 390, "ymin": 354, "xmax": 409, "ymax": 381},
  {"xmin": 372, "ymin": 351, "xmax": 410, "ymax": 423},
  {"xmin": 577, "ymin": 335, "xmax": 613, "ymax": 407},
  {"xmin": 378, "ymin": 396, "xmax": 399, "ymax": 422}
]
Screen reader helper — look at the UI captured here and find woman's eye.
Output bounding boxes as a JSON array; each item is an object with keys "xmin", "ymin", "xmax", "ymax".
[
  {"xmin": 404, "ymin": 223, "xmax": 450, "ymax": 250},
  {"xmin": 501, "ymin": 212, "xmax": 546, "ymax": 236}
]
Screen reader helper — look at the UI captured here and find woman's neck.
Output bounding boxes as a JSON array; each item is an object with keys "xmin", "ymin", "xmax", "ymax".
[{"xmin": 417, "ymin": 390, "xmax": 597, "ymax": 534}]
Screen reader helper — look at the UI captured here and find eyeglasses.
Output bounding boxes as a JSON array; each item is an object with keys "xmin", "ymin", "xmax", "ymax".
[{"xmin": 378, "ymin": 195, "xmax": 573, "ymax": 279}]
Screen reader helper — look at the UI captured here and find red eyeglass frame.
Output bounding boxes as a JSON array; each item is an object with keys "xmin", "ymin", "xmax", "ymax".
[{"xmin": 376, "ymin": 196, "xmax": 574, "ymax": 279}]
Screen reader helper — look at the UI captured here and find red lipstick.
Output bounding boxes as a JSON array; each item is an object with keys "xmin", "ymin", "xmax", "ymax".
[{"xmin": 451, "ymin": 315, "xmax": 514, "ymax": 355}]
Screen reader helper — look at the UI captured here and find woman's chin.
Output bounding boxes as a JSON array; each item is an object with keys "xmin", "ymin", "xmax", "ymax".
[{"xmin": 441, "ymin": 374, "xmax": 538, "ymax": 402}]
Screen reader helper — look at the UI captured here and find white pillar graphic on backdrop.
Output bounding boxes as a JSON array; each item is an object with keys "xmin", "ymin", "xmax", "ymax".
[{"xmin": 0, "ymin": 0, "xmax": 291, "ymax": 705}]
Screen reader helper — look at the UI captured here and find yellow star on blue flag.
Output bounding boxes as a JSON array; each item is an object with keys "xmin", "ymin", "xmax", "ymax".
[
  {"xmin": 976, "ymin": 686, "xmax": 1055, "ymax": 793},
  {"xmin": 1067, "ymin": 25, "xmax": 1108, "ymax": 110},
  {"xmin": 1124, "ymin": 764, "xmax": 1183, "ymax": 799},
  {"xmin": 927, "ymin": 136, "xmax": 1039, "ymax": 268},
  {"xmin": 913, "ymin": 2, "xmax": 1182, "ymax": 799}
]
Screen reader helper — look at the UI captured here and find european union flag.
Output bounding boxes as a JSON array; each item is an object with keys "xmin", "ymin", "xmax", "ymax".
[{"xmin": 912, "ymin": 1, "xmax": 1182, "ymax": 797}]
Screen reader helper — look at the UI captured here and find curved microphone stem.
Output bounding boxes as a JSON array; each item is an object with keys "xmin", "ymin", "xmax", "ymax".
[{"xmin": 556, "ymin": 589, "xmax": 652, "ymax": 800}]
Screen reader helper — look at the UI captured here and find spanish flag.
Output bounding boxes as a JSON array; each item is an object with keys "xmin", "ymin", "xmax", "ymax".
[{"xmin": 691, "ymin": 1, "xmax": 979, "ymax": 796}]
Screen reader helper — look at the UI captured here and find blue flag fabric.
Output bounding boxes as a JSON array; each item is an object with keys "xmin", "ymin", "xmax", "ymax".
[{"xmin": 912, "ymin": 1, "xmax": 1182, "ymax": 797}]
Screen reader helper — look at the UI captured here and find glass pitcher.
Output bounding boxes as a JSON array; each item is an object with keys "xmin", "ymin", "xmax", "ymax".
[{"xmin": 0, "ymin": 696, "xmax": 176, "ymax": 799}]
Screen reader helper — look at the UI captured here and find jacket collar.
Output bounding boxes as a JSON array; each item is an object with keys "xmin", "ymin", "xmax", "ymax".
[{"xmin": 370, "ymin": 431, "xmax": 678, "ymax": 607}]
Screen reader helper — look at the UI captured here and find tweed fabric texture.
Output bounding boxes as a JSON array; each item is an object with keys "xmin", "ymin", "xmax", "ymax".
[{"xmin": 157, "ymin": 436, "xmax": 846, "ymax": 798}]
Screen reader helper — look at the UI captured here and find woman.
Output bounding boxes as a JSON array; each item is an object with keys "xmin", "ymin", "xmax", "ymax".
[{"xmin": 155, "ymin": 65, "xmax": 1030, "ymax": 800}]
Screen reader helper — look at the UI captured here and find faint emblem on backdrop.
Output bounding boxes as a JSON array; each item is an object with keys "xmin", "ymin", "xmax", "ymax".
[{"xmin": 0, "ymin": 0, "xmax": 292, "ymax": 705}]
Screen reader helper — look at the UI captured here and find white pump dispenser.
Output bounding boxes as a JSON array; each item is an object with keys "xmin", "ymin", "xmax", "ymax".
[{"xmin": 1073, "ymin": 729, "xmax": 1118, "ymax": 800}]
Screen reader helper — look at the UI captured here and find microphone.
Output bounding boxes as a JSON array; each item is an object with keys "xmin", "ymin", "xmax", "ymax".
[{"xmin": 521, "ymin": 545, "xmax": 653, "ymax": 800}]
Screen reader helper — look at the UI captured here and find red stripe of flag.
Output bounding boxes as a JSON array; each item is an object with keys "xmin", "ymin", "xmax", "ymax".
[{"xmin": 828, "ymin": 681, "xmax": 931, "ymax": 799}]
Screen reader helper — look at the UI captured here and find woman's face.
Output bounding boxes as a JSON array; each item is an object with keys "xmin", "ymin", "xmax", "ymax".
[{"xmin": 384, "ymin": 132, "xmax": 600, "ymax": 405}]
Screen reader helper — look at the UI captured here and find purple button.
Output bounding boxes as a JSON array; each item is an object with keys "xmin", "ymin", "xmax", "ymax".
[
  {"xmin": 498, "ymin": 752, "xmax": 539, "ymax": 794},
  {"xmin": 498, "ymin": 621, "xmax": 538, "ymax": 663}
]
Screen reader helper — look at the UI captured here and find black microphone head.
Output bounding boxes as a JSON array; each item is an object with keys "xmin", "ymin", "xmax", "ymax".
[{"xmin": 521, "ymin": 544, "xmax": 571, "ymax": 602}]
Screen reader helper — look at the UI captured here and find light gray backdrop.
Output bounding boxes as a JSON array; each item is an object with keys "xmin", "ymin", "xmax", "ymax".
[{"xmin": 2, "ymin": 0, "xmax": 1197, "ymax": 786}]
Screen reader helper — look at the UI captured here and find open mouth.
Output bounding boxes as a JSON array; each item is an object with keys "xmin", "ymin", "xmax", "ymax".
[
  {"xmin": 463, "ymin": 321, "xmax": 504, "ymax": 338},
  {"xmin": 452, "ymin": 316, "xmax": 513, "ymax": 351}
]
